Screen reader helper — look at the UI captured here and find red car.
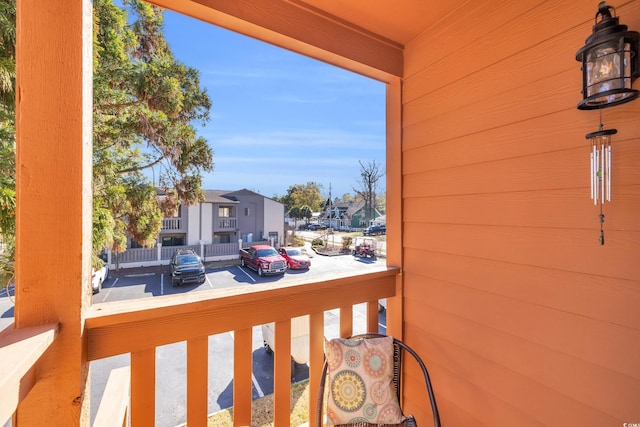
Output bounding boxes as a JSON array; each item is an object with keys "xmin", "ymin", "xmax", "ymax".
[{"xmin": 278, "ymin": 247, "xmax": 311, "ymax": 270}]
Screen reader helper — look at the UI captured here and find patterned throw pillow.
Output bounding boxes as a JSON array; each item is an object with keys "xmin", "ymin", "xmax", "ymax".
[{"xmin": 324, "ymin": 336, "xmax": 404, "ymax": 425}]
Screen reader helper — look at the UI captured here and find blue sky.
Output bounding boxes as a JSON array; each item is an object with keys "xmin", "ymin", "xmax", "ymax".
[{"xmin": 161, "ymin": 10, "xmax": 386, "ymax": 200}]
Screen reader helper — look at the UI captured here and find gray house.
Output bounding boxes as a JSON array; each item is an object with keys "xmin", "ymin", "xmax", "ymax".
[{"xmin": 155, "ymin": 188, "xmax": 285, "ymax": 248}]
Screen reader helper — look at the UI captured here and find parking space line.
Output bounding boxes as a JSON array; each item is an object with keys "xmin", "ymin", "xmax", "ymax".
[
  {"xmin": 237, "ymin": 266, "xmax": 256, "ymax": 282},
  {"xmin": 102, "ymin": 278, "xmax": 118, "ymax": 300},
  {"xmin": 252, "ymin": 373, "xmax": 265, "ymax": 397},
  {"xmin": 160, "ymin": 274, "xmax": 164, "ymax": 295},
  {"xmin": 205, "ymin": 275, "xmax": 213, "ymax": 288}
]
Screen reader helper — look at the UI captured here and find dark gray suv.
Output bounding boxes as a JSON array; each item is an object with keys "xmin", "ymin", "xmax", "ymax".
[{"xmin": 170, "ymin": 249, "xmax": 206, "ymax": 287}]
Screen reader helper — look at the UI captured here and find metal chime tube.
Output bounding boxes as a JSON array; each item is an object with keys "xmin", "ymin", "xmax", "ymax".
[
  {"xmin": 600, "ymin": 141, "xmax": 607, "ymax": 204},
  {"xmin": 588, "ymin": 127, "xmax": 615, "ymax": 205},
  {"xmin": 607, "ymin": 144, "xmax": 612, "ymax": 201},
  {"xmin": 591, "ymin": 142, "xmax": 600, "ymax": 204},
  {"xmin": 586, "ymin": 126, "xmax": 616, "ymax": 245}
]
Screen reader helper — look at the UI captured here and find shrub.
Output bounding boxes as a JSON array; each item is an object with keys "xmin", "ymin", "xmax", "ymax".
[
  {"xmin": 342, "ymin": 236, "xmax": 353, "ymax": 249},
  {"xmin": 311, "ymin": 238, "xmax": 324, "ymax": 248}
]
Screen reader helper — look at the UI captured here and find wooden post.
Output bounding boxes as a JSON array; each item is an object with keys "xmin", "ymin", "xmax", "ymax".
[
  {"xmin": 385, "ymin": 78, "xmax": 403, "ymax": 339},
  {"xmin": 15, "ymin": 0, "xmax": 93, "ymax": 425}
]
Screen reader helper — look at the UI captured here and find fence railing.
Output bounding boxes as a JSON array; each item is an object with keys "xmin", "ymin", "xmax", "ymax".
[
  {"xmin": 160, "ymin": 244, "xmax": 201, "ymax": 260},
  {"xmin": 108, "ymin": 240, "xmax": 269, "ymax": 269},
  {"xmin": 162, "ymin": 218, "xmax": 183, "ymax": 230},
  {"xmin": 205, "ymin": 242, "xmax": 241, "ymax": 257},
  {"xmin": 86, "ymin": 268, "xmax": 399, "ymax": 426},
  {"xmin": 216, "ymin": 217, "xmax": 237, "ymax": 230}
]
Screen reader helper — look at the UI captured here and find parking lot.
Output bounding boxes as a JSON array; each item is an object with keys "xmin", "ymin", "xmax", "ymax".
[{"xmin": 88, "ymin": 247, "xmax": 389, "ymax": 426}]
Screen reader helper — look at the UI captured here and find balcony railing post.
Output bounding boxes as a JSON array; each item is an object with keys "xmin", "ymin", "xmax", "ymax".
[
  {"xmin": 274, "ymin": 319, "xmax": 292, "ymax": 426},
  {"xmin": 187, "ymin": 336, "xmax": 208, "ymax": 427},
  {"xmin": 233, "ymin": 328, "xmax": 252, "ymax": 426},
  {"xmin": 14, "ymin": 0, "xmax": 93, "ymax": 424},
  {"xmin": 308, "ymin": 311, "xmax": 325, "ymax": 427},
  {"xmin": 131, "ymin": 348, "xmax": 156, "ymax": 426}
]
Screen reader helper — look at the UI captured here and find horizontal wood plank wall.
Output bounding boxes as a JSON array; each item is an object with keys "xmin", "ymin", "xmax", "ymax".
[{"xmin": 401, "ymin": 0, "xmax": 640, "ymax": 425}]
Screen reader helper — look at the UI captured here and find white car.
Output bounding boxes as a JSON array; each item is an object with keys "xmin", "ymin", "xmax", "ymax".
[
  {"xmin": 92, "ymin": 264, "xmax": 109, "ymax": 294},
  {"xmin": 261, "ymin": 314, "xmax": 310, "ymax": 375}
]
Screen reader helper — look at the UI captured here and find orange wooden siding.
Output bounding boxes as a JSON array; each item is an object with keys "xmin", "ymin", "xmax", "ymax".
[
  {"xmin": 401, "ymin": 0, "xmax": 640, "ymax": 425},
  {"xmin": 12, "ymin": 0, "xmax": 640, "ymax": 425}
]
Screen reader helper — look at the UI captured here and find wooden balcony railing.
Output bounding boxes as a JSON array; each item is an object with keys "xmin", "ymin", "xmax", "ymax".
[
  {"xmin": 0, "ymin": 267, "xmax": 399, "ymax": 426},
  {"xmin": 87, "ymin": 268, "xmax": 399, "ymax": 426},
  {"xmin": 0, "ymin": 323, "xmax": 59, "ymax": 424}
]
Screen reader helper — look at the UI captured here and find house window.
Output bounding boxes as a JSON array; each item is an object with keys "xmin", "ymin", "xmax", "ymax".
[
  {"xmin": 162, "ymin": 235, "xmax": 185, "ymax": 247},
  {"xmin": 245, "ymin": 207, "xmax": 250, "ymax": 216},
  {"xmin": 219, "ymin": 206, "xmax": 231, "ymax": 217},
  {"xmin": 129, "ymin": 239, "xmax": 144, "ymax": 249},
  {"xmin": 214, "ymin": 233, "xmax": 232, "ymax": 244}
]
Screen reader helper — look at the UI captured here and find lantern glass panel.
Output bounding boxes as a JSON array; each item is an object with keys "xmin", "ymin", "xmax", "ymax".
[{"xmin": 584, "ymin": 41, "xmax": 634, "ymax": 105}]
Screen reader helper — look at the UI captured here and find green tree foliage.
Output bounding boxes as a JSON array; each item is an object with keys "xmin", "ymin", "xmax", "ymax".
[
  {"xmin": 278, "ymin": 182, "xmax": 324, "ymax": 213},
  {"xmin": 288, "ymin": 204, "xmax": 312, "ymax": 229},
  {"xmin": 0, "ymin": 0, "xmax": 14, "ymax": 280},
  {"xmin": 0, "ymin": 0, "xmax": 214, "ymax": 272},
  {"xmin": 298, "ymin": 205, "xmax": 312, "ymax": 223},
  {"xmin": 92, "ymin": 0, "xmax": 213, "ymax": 257}
]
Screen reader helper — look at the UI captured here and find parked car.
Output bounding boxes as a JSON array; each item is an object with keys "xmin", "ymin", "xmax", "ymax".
[
  {"xmin": 91, "ymin": 263, "xmax": 109, "ymax": 294},
  {"xmin": 170, "ymin": 249, "xmax": 206, "ymax": 287},
  {"xmin": 278, "ymin": 247, "xmax": 311, "ymax": 270},
  {"xmin": 261, "ymin": 314, "xmax": 310, "ymax": 377},
  {"xmin": 363, "ymin": 224, "xmax": 386, "ymax": 235},
  {"xmin": 239, "ymin": 245, "xmax": 287, "ymax": 276}
]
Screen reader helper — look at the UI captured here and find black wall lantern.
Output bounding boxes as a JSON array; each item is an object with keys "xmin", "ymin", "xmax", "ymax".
[{"xmin": 576, "ymin": 2, "xmax": 640, "ymax": 109}]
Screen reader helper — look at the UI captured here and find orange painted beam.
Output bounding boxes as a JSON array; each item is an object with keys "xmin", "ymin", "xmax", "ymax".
[
  {"xmin": 0, "ymin": 323, "xmax": 59, "ymax": 423},
  {"xmin": 146, "ymin": 0, "xmax": 402, "ymax": 82},
  {"xmin": 385, "ymin": 78, "xmax": 403, "ymax": 340}
]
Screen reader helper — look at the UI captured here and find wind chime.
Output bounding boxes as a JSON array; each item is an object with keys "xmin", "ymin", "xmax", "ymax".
[
  {"xmin": 586, "ymin": 121, "xmax": 615, "ymax": 244},
  {"xmin": 575, "ymin": 2, "xmax": 639, "ymax": 244}
]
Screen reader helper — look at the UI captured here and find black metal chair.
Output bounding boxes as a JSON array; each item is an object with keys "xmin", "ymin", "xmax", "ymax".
[{"xmin": 315, "ymin": 333, "xmax": 441, "ymax": 427}]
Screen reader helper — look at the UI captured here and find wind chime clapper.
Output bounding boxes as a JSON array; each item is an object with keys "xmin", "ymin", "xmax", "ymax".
[{"xmin": 586, "ymin": 123, "xmax": 616, "ymax": 245}]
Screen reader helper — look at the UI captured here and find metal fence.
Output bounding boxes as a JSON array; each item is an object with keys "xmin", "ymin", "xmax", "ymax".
[
  {"xmin": 107, "ymin": 240, "xmax": 270, "ymax": 269},
  {"xmin": 160, "ymin": 244, "xmax": 201, "ymax": 260},
  {"xmin": 113, "ymin": 247, "xmax": 156, "ymax": 264}
]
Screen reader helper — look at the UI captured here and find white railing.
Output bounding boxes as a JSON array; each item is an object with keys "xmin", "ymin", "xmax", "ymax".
[
  {"xmin": 217, "ymin": 217, "xmax": 237, "ymax": 230},
  {"xmin": 162, "ymin": 218, "xmax": 183, "ymax": 230}
]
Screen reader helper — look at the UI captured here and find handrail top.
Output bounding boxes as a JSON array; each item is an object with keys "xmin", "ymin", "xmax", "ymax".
[
  {"xmin": 87, "ymin": 267, "xmax": 400, "ymax": 324},
  {"xmin": 0, "ymin": 322, "xmax": 59, "ymax": 422},
  {"xmin": 85, "ymin": 268, "xmax": 400, "ymax": 360}
]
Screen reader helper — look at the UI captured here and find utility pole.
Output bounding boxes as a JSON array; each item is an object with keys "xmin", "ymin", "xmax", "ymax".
[{"xmin": 328, "ymin": 183, "xmax": 332, "ymax": 229}]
